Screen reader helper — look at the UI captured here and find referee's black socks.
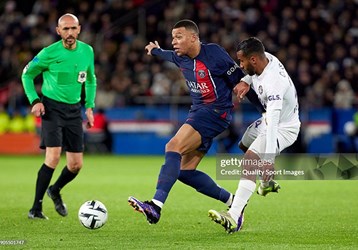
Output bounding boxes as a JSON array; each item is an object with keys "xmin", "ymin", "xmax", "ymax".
[
  {"xmin": 32, "ymin": 163, "xmax": 54, "ymax": 211},
  {"xmin": 51, "ymin": 166, "xmax": 78, "ymax": 193}
]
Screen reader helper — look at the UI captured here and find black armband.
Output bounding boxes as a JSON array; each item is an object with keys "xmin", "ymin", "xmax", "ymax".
[{"xmin": 31, "ymin": 99, "xmax": 41, "ymax": 107}]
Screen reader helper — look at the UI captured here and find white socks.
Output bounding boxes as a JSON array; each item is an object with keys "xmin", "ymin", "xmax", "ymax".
[
  {"xmin": 225, "ymin": 193, "xmax": 234, "ymax": 206},
  {"xmin": 152, "ymin": 199, "xmax": 164, "ymax": 208},
  {"xmin": 228, "ymin": 179, "xmax": 256, "ymax": 222}
]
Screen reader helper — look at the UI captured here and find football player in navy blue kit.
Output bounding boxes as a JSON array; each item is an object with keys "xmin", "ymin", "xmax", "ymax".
[{"xmin": 128, "ymin": 20, "xmax": 263, "ymax": 224}]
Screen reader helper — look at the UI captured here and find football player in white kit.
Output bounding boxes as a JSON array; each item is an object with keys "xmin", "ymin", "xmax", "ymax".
[{"xmin": 209, "ymin": 37, "xmax": 301, "ymax": 233}]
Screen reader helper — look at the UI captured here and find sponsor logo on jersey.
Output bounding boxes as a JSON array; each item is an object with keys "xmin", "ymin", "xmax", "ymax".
[
  {"xmin": 226, "ymin": 63, "xmax": 239, "ymax": 75},
  {"xmin": 268, "ymin": 95, "xmax": 281, "ymax": 101},
  {"xmin": 77, "ymin": 71, "xmax": 87, "ymax": 84},
  {"xmin": 258, "ymin": 85, "xmax": 263, "ymax": 94},
  {"xmin": 186, "ymin": 80, "xmax": 210, "ymax": 94}
]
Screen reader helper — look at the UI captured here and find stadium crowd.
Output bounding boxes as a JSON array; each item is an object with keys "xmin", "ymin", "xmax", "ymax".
[{"xmin": 0, "ymin": 0, "xmax": 357, "ymax": 117}]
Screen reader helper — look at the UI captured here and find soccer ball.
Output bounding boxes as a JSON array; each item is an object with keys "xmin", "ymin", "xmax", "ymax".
[
  {"xmin": 78, "ymin": 200, "xmax": 108, "ymax": 229},
  {"xmin": 344, "ymin": 121, "xmax": 356, "ymax": 136}
]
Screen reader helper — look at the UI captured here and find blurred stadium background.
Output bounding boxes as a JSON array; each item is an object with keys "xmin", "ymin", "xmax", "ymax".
[{"xmin": 0, "ymin": 0, "xmax": 357, "ymax": 155}]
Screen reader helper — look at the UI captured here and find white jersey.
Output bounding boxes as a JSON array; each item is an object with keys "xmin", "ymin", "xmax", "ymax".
[
  {"xmin": 240, "ymin": 52, "xmax": 300, "ymax": 158},
  {"xmin": 251, "ymin": 52, "xmax": 300, "ymax": 129}
]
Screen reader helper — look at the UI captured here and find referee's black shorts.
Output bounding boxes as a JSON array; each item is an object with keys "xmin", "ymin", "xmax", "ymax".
[{"xmin": 40, "ymin": 96, "xmax": 84, "ymax": 152}]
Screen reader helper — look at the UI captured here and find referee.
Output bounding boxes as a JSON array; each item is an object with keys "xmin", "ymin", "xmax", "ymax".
[{"xmin": 22, "ymin": 13, "xmax": 97, "ymax": 219}]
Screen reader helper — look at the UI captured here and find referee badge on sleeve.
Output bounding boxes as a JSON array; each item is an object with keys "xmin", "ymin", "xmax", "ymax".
[{"xmin": 78, "ymin": 71, "xmax": 87, "ymax": 84}]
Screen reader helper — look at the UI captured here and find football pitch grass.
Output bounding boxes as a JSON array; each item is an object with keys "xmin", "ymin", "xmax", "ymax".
[{"xmin": 1, "ymin": 154, "xmax": 357, "ymax": 249}]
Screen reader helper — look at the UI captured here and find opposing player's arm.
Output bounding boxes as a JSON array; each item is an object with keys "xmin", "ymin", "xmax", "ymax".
[
  {"xmin": 264, "ymin": 80, "xmax": 285, "ymax": 158},
  {"xmin": 234, "ymin": 81, "xmax": 250, "ymax": 100},
  {"xmin": 265, "ymin": 108, "xmax": 280, "ymax": 158},
  {"xmin": 233, "ymin": 74, "xmax": 265, "ymax": 113}
]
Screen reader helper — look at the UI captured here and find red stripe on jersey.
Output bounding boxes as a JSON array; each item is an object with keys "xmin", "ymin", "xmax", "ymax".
[
  {"xmin": 195, "ymin": 60, "xmax": 217, "ymax": 104},
  {"xmin": 220, "ymin": 111, "xmax": 227, "ymax": 119}
]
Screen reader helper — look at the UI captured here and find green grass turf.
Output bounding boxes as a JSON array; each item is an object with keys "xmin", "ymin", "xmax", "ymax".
[{"xmin": 0, "ymin": 154, "xmax": 357, "ymax": 249}]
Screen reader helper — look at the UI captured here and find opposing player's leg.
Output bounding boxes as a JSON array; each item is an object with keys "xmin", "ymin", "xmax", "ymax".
[
  {"xmin": 257, "ymin": 180, "xmax": 281, "ymax": 196},
  {"xmin": 208, "ymin": 205, "xmax": 246, "ymax": 234},
  {"xmin": 239, "ymin": 116, "xmax": 265, "ymax": 152},
  {"xmin": 256, "ymin": 127, "xmax": 299, "ymax": 196},
  {"xmin": 239, "ymin": 118, "xmax": 281, "ymax": 196},
  {"xmin": 208, "ymin": 149, "xmax": 258, "ymax": 233},
  {"xmin": 128, "ymin": 124, "xmax": 201, "ymax": 224}
]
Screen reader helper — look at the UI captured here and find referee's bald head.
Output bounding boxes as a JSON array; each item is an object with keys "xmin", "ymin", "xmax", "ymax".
[{"xmin": 58, "ymin": 13, "xmax": 79, "ymax": 26}]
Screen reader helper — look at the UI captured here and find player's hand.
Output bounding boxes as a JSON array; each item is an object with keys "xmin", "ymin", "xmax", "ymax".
[
  {"xmin": 85, "ymin": 108, "xmax": 94, "ymax": 128},
  {"xmin": 145, "ymin": 41, "xmax": 160, "ymax": 55},
  {"xmin": 234, "ymin": 81, "xmax": 250, "ymax": 102},
  {"xmin": 31, "ymin": 103, "xmax": 45, "ymax": 117}
]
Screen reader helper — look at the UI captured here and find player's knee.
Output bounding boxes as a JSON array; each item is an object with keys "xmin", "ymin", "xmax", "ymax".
[
  {"xmin": 67, "ymin": 162, "xmax": 82, "ymax": 174},
  {"xmin": 45, "ymin": 155, "xmax": 61, "ymax": 168},
  {"xmin": 165, "ymin": 138, "xmax": 180, "ymax": 152}
]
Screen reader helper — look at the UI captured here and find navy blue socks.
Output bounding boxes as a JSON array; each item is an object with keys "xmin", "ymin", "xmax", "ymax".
[
  {"xmin": 178, "ymin": 169, "xmax": 231, "ymax": 204},
  {"xmin": 153, "ymin": 151, "xmax": 182, "ymax": 205},
  {"xmin": 152, "ymin": 152, "xmax": 232, "ymax": 207}
]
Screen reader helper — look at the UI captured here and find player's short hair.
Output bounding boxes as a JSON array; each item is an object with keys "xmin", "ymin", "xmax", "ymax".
[
  {"xmin": 173, "ymin": 19, "xmax": 199, "ymax": 36},
  {"xmin": 236, "ymin": 37, "xmax": 265, "ymax": 57}
]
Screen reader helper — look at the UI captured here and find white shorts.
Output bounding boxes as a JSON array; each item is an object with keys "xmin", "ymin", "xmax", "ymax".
[{"xmin": 240, "ymin": 117, "xmax": 300, "ymax": 159}]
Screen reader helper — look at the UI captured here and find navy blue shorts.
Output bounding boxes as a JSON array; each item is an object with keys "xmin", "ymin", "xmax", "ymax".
[
  {"xmin": 40, "ymin": 96, "xmax": 84, "ymax": 152},
  {"xmin": 185, "ymin": 107, "xmax": 232, "ymax": 153}
]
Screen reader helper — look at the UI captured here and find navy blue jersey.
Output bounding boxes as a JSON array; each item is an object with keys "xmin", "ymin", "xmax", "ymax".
[{"xmin": 152, "ymin": 43, "xmax": 244, "ymax": 109}]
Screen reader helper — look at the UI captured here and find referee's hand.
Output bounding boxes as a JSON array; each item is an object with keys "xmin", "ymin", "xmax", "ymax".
[
  {"xmin": 31, "ymin": 103, "xmax": 45, "ymax": 117},
  {"xmin": 85, "ymin": 108, "xmax": 94, "ymax": 128}
]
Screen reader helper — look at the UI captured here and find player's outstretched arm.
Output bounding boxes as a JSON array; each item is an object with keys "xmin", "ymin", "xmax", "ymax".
[{"xmin": 145, "ymin": 41, "xmax": 160, "ymax": 56}]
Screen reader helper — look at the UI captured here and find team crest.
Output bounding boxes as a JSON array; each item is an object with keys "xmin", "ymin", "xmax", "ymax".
[
  {"xmin": 198, "ymin": 70, "xmax": 206, "ymax": 78},
  {"xmin": 77, "ymin": 71, "xmax": 87, "ymax": 84},
  {"xmin": 258, "ymin": 85, "xmax": 263, "ymax": 95}
]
